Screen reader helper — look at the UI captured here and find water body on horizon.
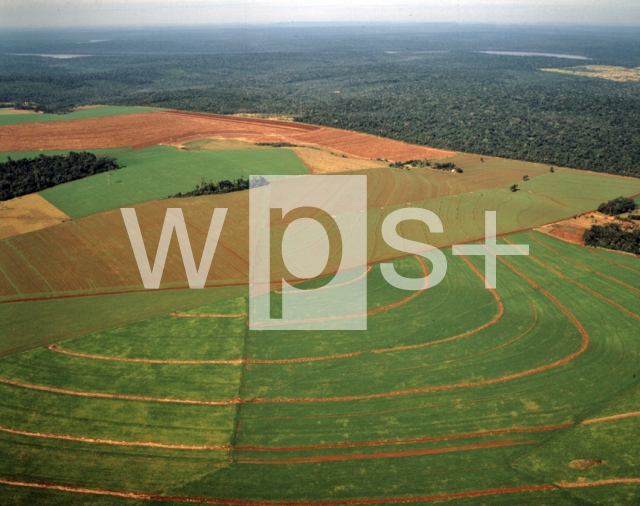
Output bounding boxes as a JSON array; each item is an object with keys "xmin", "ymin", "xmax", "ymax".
[{"xmin": 478, "ymin": 51, "xmax": 590, "ymax": 60}]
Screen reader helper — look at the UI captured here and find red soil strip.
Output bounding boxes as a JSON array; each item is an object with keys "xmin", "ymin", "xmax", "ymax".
[
  {"xmin": 558, "ymin": 478, "xmax": 640, "ymax": 488},
  {"xmin": 248, "ymin": 257, "xmax": 429, "ymax": 328},
  {"xmin": 0, "ymin": 478, "xmax": 558, "ymax": 504},
  {"xmin": 0, "ymin": 479, "xmax": 155, "ymax": 501},
  {"xmin": 567, "ymin": 279, "xmax": 640, "ymax": 320},
  {"xmin": 236, "ymin": 423, "xmax": 571, "ymax": 452},
  {"xmin": 582, "ymin": 411, "xmax": 640, "ymax": 425},
  {"xmin": 549, "ymin": 229, "xmax": 583, "ymax": 245},
  {"xmin": 410, "ymin": 301, "xmax": 536, "ymax": 368},
  {"xmin": 245, "ymin": 256, "xmax": 588, "ymax": 404},
  {"xmin": 503, "ymin": 237, "xmax": 566, "ymax": 280},
  {"xmin": 373, "ymin": 255, "xmax": 503, "ymax": 354},
  {"xmin": 0, "ymin": 425, "xmax": 228, "ymax": 451},
  {"xmin": 47, "ymin": 256, "xmax": 502, "ymax": 364},
  {"xmin": 14, "ymin": 256, "xmax": 586, "ymax": 406},
  {"xmin": 46, "ymin": 344, "xmax": 244, "ymax": 365},
  {"xmin": 49, "ymin": 343, "xmax": 365, "ymax": 365},
  {"xmin": 170, "ymin": 313, "xmax": 248, "ymax": 318},
  {"xmin": 237, "ymin": 440, "xmax": 535, "ymax": 464},
  {"xmin": 523, "ymin": 234, "xmax": 640, "ymax": 295},
  {"xmin": 276, "ymin": 266, "xmax": 372, "ymax": 294},
  {"xmin": 0, "ymin": 376, "xmax": 241, "ymax": 406},
  {"xmin": 528, "ymin": 232, "xmax": 640, "ymax": 276}
]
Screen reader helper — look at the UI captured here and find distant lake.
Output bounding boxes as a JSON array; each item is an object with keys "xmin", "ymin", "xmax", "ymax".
[
  {"xmin": 478, "ymin": 51, "xmax": 590, "ymax": 60},
  {"xmin": 10, "ymin": 54, "xmax": 91, "ymax": 59}
]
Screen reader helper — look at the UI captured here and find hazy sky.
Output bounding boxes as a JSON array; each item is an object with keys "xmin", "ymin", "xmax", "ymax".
[{"xmin": 1, "ymin": 0, "xmax": 638, "ymax": 28}]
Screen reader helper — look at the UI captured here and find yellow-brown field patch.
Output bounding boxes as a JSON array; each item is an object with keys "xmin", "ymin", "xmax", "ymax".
[{"xmin": 0, "ymin": 194, "xmax": 70, "ymax": 240}]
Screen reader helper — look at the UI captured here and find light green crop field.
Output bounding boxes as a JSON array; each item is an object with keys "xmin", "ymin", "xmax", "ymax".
[
  {"xmin": 38, "ymin": 145, "xmax": 310, "ymax": 218},
  {"xmin": 0, "ymin": 106, "xmax": 165, "ymax": 126},
  {"xmin": 0, "ymin": 236, "xmax": 638, "ymax": 504}
]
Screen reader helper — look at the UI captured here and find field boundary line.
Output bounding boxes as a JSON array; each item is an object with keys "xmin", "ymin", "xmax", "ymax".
[
  {"xmin": 237, "ymin": 440, "xmax": 536, "ymax": 464},
  {"xmin": 567, "ymin": 279, "xmax": 640, "ymax": 320},
  {"xmin": 582, "ymin": 411, "xmax": 640, "ymax": 425},
  {"xmin": 522, "ymin": 234, "xmax": 640, "ymax": 293},
  {"xmin": 0, "ymin": 478, "xmax": 558, "ymax": 503},
  {"xmin": 248, "ymin": 257, "xmax": 428, "ymax": 328},
  {"xmin": 0, "ymin": 425, "xmax": 229, "ymax": 450},
  {"xmin": 275, "ymin": 266, "xmax": 372, "ymax": 294},
  {"xmin": 46, "ymin": 344, "xmax": 245, "ymax": 365},
  {"xmin": 527, "ymin": 232, "xmax": 640, "ymax": 275},
  {"xmin": 170, "ymin": 313, "xmax": 248, "ymax": 318},
  {"xmin": 558, "ymin": 478, "xmax": 640, "ymax": 488},
  {"xmin": 236, "ymin": 423, "xmax": 571, "ymax": 452},
  {"xmin": 0, "ymin": 377, "xmax": 242, "ymax": 405}
]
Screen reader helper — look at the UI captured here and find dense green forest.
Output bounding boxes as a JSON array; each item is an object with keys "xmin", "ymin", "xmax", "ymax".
[
  {"xmin": 1, "ymin": 25, "xmax": 640, "ymax": 176},
  {"xmin": 0, "ymin": 152, "xmax": 120, "ymax": 201},
  {"xmin": 583, "ymin": 223, "xmax": 640, "ymax": 255},
  {"xmin": 597, "ymin": 196, "xmax": 638, "ymax": 216},
  {"xmin": 169, "ymin": 176, "xmax": 267, "ymax": 198}
]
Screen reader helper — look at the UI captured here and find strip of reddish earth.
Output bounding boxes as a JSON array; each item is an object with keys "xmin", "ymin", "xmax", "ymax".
[
  {"xmin": 504, "ymin": 236, "xmax": 640, "ymax": 319},
  {"xmin": 171, "ymin": 313, "xmax": 248, "ymax": 318},
  {"xmin": 558, "ymin": 478, "xmax": 640, "ymax": 488},
  {"xmin": 526, "ymin": 232, "xmax": 640, "ymax": 275},
  {"xmin": 0, "ymin": 478, "xmax": 559, "ymax": 504},
  {"xmin": 12, "ymin": 253, "xmax": 584, "ymax": 406},
  {"xmin": 248, "ymin": 257, "xmax": 429, "ymax": 328},
  {"xmin": 236, "ymin": 423, "xmax": 572, "ymax": 452},
  {"xmin": 9, "ymin": 478, "xmax": 636, "ymax": 504},
  {"xmin": 567, "ymin": 279, "xmax": 640, "ymax": 320},
  {"xmin": 236, "ymin": 440, "xmax": 536, "ymax": 464},
  {"xmin": 0, "ymin": 426, "xmax": 228, "ymax": 451},
  {"xmin": 582, "ymin": 411, "xmax": 640, "ymax": 425},
  {"xmin": 47, "ymin": 255, "xmax": 504, "ymax": 365},
  {"xmin": 0, "ymin": 376, "xmax": 241, "ymax": 406},
  {"xmin": 248, "ymin": 255, "xmax": 588, "ymax": 404},
  {"xmin": 275, "ymin": 266, "xmax": 372, "ymax": 294}
]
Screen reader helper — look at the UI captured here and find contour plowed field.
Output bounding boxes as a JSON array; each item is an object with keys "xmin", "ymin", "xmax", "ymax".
[
  {"xmin": 0, "ymin": 110, "xmax": 454, "ymax": 162},
  {"xmin": 0, "ymin": 239, "xmax": 638, "ymax": 504}
]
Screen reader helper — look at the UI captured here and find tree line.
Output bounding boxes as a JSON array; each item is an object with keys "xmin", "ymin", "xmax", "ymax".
[
  {"xmin": 169, "ymin": 176, "xmax": 268, "ymax": 199},
  {"xmin": 0, "ymin": 152, "xmax": 120, "ymax": 201},
  {"xmin": 583, "ymin": 224, "xmax": 640, "ymax": 255}
]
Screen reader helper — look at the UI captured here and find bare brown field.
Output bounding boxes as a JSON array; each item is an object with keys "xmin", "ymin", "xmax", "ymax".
[
  {"xmin": 290, "ymin": 147, "xmax": 389, "ymax": 173},
  {"xmin": 0, "ymin": 194, "xmax": 70, "ymax": 240},
  {"xmin": 179, "ymin": 138, "xmax": 266, "ymax": 151},
  {"xmin": 0, "ymin": 110, "xmax": 454, "ymax": 162}
]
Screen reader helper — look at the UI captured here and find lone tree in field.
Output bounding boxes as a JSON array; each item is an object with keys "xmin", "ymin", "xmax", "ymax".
[
  {"xmin": 523, "ymin": 175, "xmax": 529, "ymax": 181},
  {"xmin": 510, "ymin": 184, "xmax": 519, "ymax": 192}
]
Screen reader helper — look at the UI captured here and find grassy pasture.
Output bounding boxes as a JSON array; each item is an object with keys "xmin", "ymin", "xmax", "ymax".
[
  {"xmin": 39, "ymin": 145, "xmax": 309, "ymax": 218},
  {"xmin": 0, "ymin": 238, "xmax": 638, "ymax": 503},
  {"xmin": 0, "ymin": 106, "xmax": 165, "ymax": 126}
]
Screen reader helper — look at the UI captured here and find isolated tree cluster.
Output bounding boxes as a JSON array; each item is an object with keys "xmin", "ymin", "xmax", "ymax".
[
  {"xmin": 0, "ymin": 152, "xmax": 120, "ymax": 201},
  {"xmin": 597, "ymin": 196, "xmax": 638, "ymax": 216}
]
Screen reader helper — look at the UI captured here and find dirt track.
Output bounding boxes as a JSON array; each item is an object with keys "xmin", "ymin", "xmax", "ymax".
[
  {"xmin": 237, "ymin": 440, "xmax": 534, "ymax": 464},
  {"xmin": 0, "ymin": 110, "xmax": 454, "ymax": 162}
]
